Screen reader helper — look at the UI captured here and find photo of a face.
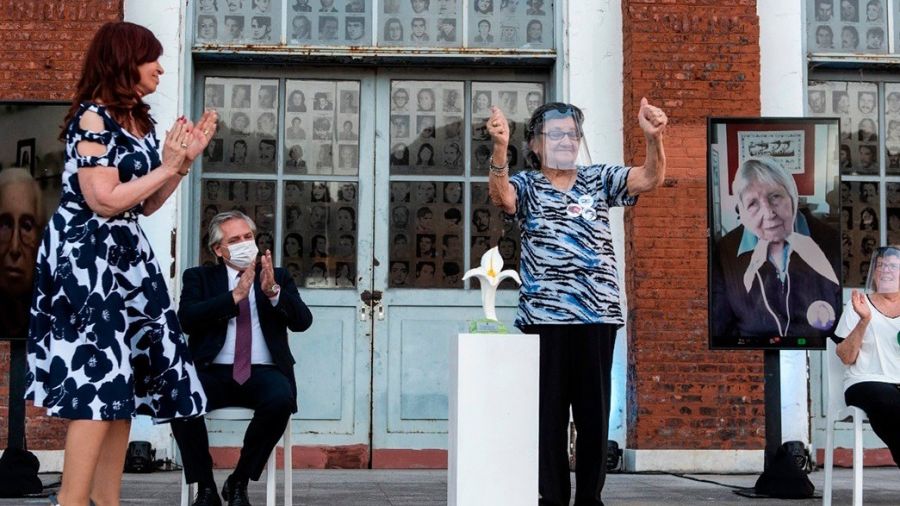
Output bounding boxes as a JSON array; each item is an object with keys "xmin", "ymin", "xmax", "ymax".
[
  {"xmin": 858, "ymin": 91, "xmax": 876, "ymax": 114},
  {"xmin": 346, "ymin": 17, "xmax": 365, "ymax": 40},
  {"xmin": 814, "ymin": 25, "xmax": 833, "ymax": 49},
  {"xmin": 198, "ymin": 15, "xmax": 217, "ymax": 40},
  {"xmin": 224, "ymin": 16, "xmax": 244, "ymax": 41},
  {"xmin": 250, "ymin": 16, "xmax": 272, "ymax": 41},
  {"xmin": 410, "ymin": 17, "xmax": 428, "ymax": 41},
  {"xmin": 392, "ymin": 88, "xmax": 410, "ymax": 111},
  {"xmin": 319, "ymin": 16, "xmax": 339, "ymax": 39},
  {"xmin": 292, "ymin": 15, "xmax": 312, "ymax": 41},
  {"xmin": 384, "ymin": 18, "xmax": 404, "ymax": 41}
]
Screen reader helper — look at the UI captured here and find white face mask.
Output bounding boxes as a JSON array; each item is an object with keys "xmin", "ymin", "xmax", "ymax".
[{"xmin": 226, "ymin": 240, "xmax": 258, "ymax": 269}]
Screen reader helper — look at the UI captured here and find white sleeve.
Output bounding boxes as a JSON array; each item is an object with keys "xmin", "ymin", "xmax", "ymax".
[{"xmin": 834, "ymin": 298, "xmax": 860, "ymax": 339}]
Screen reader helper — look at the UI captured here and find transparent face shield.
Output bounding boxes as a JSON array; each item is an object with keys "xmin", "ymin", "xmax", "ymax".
[
  {"xmin": 865, "ymin": 246, "xmax": 900, "ymax": 294},
  {"xmin": 530, "ymin": 107, "xmax": 592, "ymax": 171}
]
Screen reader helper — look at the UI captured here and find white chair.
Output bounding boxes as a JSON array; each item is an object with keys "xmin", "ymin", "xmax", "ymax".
[
  {"xmin": 822, "ymin": 340, "xmax": 868, "ymax": 506},
  {"xmin": 179, "ymin": 408, "xmax": 293, "ymax": 506}
]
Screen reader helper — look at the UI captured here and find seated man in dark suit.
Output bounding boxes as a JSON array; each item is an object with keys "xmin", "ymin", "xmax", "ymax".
[{"xmin": 172, "ymin": 210, "xmax": 313, "ymax": 506}]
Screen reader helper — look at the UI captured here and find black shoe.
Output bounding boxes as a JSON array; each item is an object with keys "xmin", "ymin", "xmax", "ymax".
[
  {"xmin": 221, "ymin": 475, "xmax": 251, "ymax": 506},
  {"xmin": 193, "ymin": 485, "xmax": 223, "ymax": 506}
]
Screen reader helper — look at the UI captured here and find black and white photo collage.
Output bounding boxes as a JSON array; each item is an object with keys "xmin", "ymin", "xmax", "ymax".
[
  {"xmin": 288, "ymin": 0, "xmax": 369, "ymax": 44},
  {"xmin": 808, "ymin": 81, "xmax": 879, "ymax": 175},
  {"xmin": 808, "ymin": 0, "xmax": 888, "ymax": 53},
  {"xmin": 390, "ymin": 81, "xmax": 465, "ymax": 176},
  {"xmin": 284, "ymin": 80, "xmax": 361, "ymax": 176},
  {"xmin": 471, "ymin": 82, "xmax": 544, "ymax": 176},
  {"xmin": 387, "ymin": 180, "xmax": 520, "ymax": 288},
  {"xmin": 379, "ymin": 0, "xmax": 461, "ymax": 46},
  {"xmin": 468, "ymin": 0, "xmax": 552, "ymax": 49},
  {"xmin": 199, "ymin": 179, "xmax": 278, "ymax": 266},
  {"xmin": 196, "ymin": 0, "xmax": 282, "ymax": 44},
  {"xmin": 838, "ymin": 180, "xmax": 891, "ymax": 286},
  {"xmin": 282, "ymin": 180, "xmax": 359, "ymax": 289},
  {"xmin": 887, "ymin": 83, "xmax": 900, "ymax": 174},
  {"xmin": 389, "ymin": 180, "xmax": 464, "ymax": 288},
  {"xmin": 203, "ymin": 78, "xmax": 280, "ymax": 174}
]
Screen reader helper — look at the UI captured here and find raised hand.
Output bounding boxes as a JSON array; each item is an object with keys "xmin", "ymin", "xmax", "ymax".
[
  {"xmin": 486, "ymin": 106, "xmax": 510, "ymax": 148},
  {"xmin": 638, "ymin": 97, "xmax": 667, "ymax": 140},
  {"xmin": 185, "ymin": 109, "xmax": 219, "ymax": 161},
  {"xmin": 232, "ymin": 260, "xmax": 257, "ymax": 304},
  {"xmin": 259, "ymin": 249, "xmax": 277, "ymax": 297},
  {"xmin": 161, "ymin": 118, "xmax": 189, "ymax": 173},
  {"xmin": 850, "ymin": 289, "xmax": 871, "ymax": 321}
]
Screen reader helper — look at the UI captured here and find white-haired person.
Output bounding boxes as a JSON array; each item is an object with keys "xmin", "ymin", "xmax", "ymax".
[{"xmin": 711, "ymin": 157, "xmax": 841, "ymax": 340}]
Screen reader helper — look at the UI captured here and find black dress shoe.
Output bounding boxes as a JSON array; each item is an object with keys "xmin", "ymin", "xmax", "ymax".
[
  {"xmin": 193, "ymin": 485, "xmax": 223, "ymax": 506},
  {"xmin": 221, "ymin": 476, "xmax": 251, "ymax": 506}
]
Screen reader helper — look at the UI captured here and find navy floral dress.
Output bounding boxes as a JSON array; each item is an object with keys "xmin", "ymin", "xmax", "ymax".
[{"xmin": 26, "ymin": 103, "xmax": 207, "ymax": 422}]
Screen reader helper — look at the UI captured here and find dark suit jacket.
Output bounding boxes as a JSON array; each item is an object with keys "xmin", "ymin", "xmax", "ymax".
[{"xmin": 178, "ymin": 263, "xmax": 313, "ymax": 410}]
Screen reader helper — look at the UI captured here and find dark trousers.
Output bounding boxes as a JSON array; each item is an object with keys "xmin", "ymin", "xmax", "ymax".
[
  {"xmin": 845, "ymin": 381, "xmax": 900, "ymax": 468},
  {"xmin": 521, "ymin": 324, "xmax": 617, "ymax": 506},
  {"xmin": 171, "ymin": 364, "xmax": 294, "ymax": 485}
]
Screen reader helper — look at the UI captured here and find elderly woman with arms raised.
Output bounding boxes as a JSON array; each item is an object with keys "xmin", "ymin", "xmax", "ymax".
[
  {"xmin": 486, "ymin": 98, "xmax": 667, "ymax": 506},
  {"xmin": 26, "ymin": 21, "xmax": 217, "ymax": 506},
  {"xmin": 834, "ymin": 246, "xmax": 900, "ymax": 470},
  {"xmin": 711, "ymin": 158, "xmax": 841, "ymax": 341}
]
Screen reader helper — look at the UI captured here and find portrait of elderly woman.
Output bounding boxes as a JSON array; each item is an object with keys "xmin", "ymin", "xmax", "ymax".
[
  {"xmin": 711, "ymin": 157, "xmax": 842, "ymax": 342},
  {"xmin": 0, "ymin": 169, "xmax": 43, "ymax": 339}
]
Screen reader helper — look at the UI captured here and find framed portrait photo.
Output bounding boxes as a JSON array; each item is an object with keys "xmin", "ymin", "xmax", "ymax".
[
  {"xmin": 707, "ymin": 117, "xmax": 842, "ymax": 350},
  {"xmin": 16, "ymin": 138, "xmax": 35, "ymax": 174}
]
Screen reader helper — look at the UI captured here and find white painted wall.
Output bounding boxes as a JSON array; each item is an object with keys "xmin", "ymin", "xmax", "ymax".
[
  {"xmin": 124, "ymin": 0, "xmax": 187, "ymax": 457},
  {"xmin": 567, "ymin": 0, "xmax": 628, "ymax": 446},
  {"xmin": 757, "ymin": 0, "xmax": 812, "ymax": 447}
]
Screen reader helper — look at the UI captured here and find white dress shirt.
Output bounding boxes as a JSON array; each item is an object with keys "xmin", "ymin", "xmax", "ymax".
[{"xmin": 213, "ymin": 265, "xmax": 279, "ymax": 365}]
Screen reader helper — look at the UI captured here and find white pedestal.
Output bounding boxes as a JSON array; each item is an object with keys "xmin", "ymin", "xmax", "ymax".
[{"xmin": 448, "ymin": 332, "xmax": 540, "ymax": 506}]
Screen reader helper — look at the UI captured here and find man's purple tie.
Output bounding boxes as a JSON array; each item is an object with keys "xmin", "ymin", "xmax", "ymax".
[{"xmin": 233, "ymin": 273, "xmax": 252, "ymax": 385}]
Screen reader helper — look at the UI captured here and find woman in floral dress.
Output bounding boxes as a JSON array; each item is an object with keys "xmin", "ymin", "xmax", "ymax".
[{"xmin": 26, "ymin": 22, "xmax": 215, "ymax": 506}]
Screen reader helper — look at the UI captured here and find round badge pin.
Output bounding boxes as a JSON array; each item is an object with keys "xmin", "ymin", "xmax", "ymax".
[
  {"xmin": 578, "ymin": 195, "xmax": 594, "ymax": 208},
  {"xmin": 581, "ymin": 207, "xmax": 597, "ymax": 221},
  {"xmin": 566, "ymin": 204, "xmax": 582, "ymax": 217}
]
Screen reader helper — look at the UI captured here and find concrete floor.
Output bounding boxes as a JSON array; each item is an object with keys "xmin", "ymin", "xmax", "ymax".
[{"xmin": 4, "ymin": 467, "xmax": 899, "ymax": 505}]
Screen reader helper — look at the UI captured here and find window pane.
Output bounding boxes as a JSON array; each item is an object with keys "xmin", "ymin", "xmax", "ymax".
[
  {"xmin": 471, "ymin": 82, "xmax": 544, "ymax": 175},
  {"xmin": 469, "ymin": 0, "xmax": 553, "ymax": 49},
  {"xmin": 285, "ymin": 80, "xmax": 361, "ymax": 176},
  {"xmin": 886, "ymin": 84, "xmax": 900, "ymax": 175},
  {"xmin": 887, "ymin": 182, "xmax": 900, "ymax": 246},
  {"xmin": 203, "ymin": 78, "xmax": 280, "ymax": 175},
  {"xmin": 806, "ymin": 0, "xmax": 888, "ymax": 54},
  {"xmin": 808, "ymin": 81, "xmax": 878, "ymax": 175},
  {"xmin": 199, "ymin": 179, "xmax": 277, "ymax": 266},
  {"xmin": 378, "ymin": 0, "xmax": 462, "ymax": 47},
  {"xmin": 390, "ymin": 81, "xmax": 465, "ymax": 176},
  {"xmin": 283, "ymin": 180, "xmax": 358, "ymax": 288},
  {"xmin": 196, "ymin": 0, "xmax": 282, "ymax": 44},
  {"xmin": 840, "ymin": 180, "xmax": 880, "ymax": 286},
  {"xmin": 469, "ymin": 182, "xmax": 521, "ymax": 289},
  {"xmin": 289, "ymin": 0, "xmax": 370, "ymax": 45}
]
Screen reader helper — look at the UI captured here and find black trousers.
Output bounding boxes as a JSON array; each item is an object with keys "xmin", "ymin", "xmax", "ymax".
[
  {"xmin": 170, "ymin": 364, "xmax": 294, "ymax": 484},
  {"xmin": 521, "ymin": 324, "xmax": 617, "ymax": 506},
  {"xmin": 845, "ymin": 381, "xmax": 900, "ymax": 468}
]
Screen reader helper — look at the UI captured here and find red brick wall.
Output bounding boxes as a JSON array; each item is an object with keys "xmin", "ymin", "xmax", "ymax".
[
  {"xmin": 621, "ymin": 1, "xmax": 766, "ymax": 449},
  {"xmin": 0, "ymin": 0, "xmax": 122, "ymax": 450}
]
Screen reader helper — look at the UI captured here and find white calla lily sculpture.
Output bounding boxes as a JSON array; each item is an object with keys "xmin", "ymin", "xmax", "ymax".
[{"xmin": 463, "ymin": 246, "xmax": 521, "ymax": 321}]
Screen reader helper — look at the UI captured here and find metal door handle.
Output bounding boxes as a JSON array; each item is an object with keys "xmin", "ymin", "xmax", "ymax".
[
  {"xmin": 359, "ymin": 304, "xmax": 369, "ymax": 321},
  {"xmin": 374, "ymin": 302, "xmax": 385, "ymax": 321}
]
